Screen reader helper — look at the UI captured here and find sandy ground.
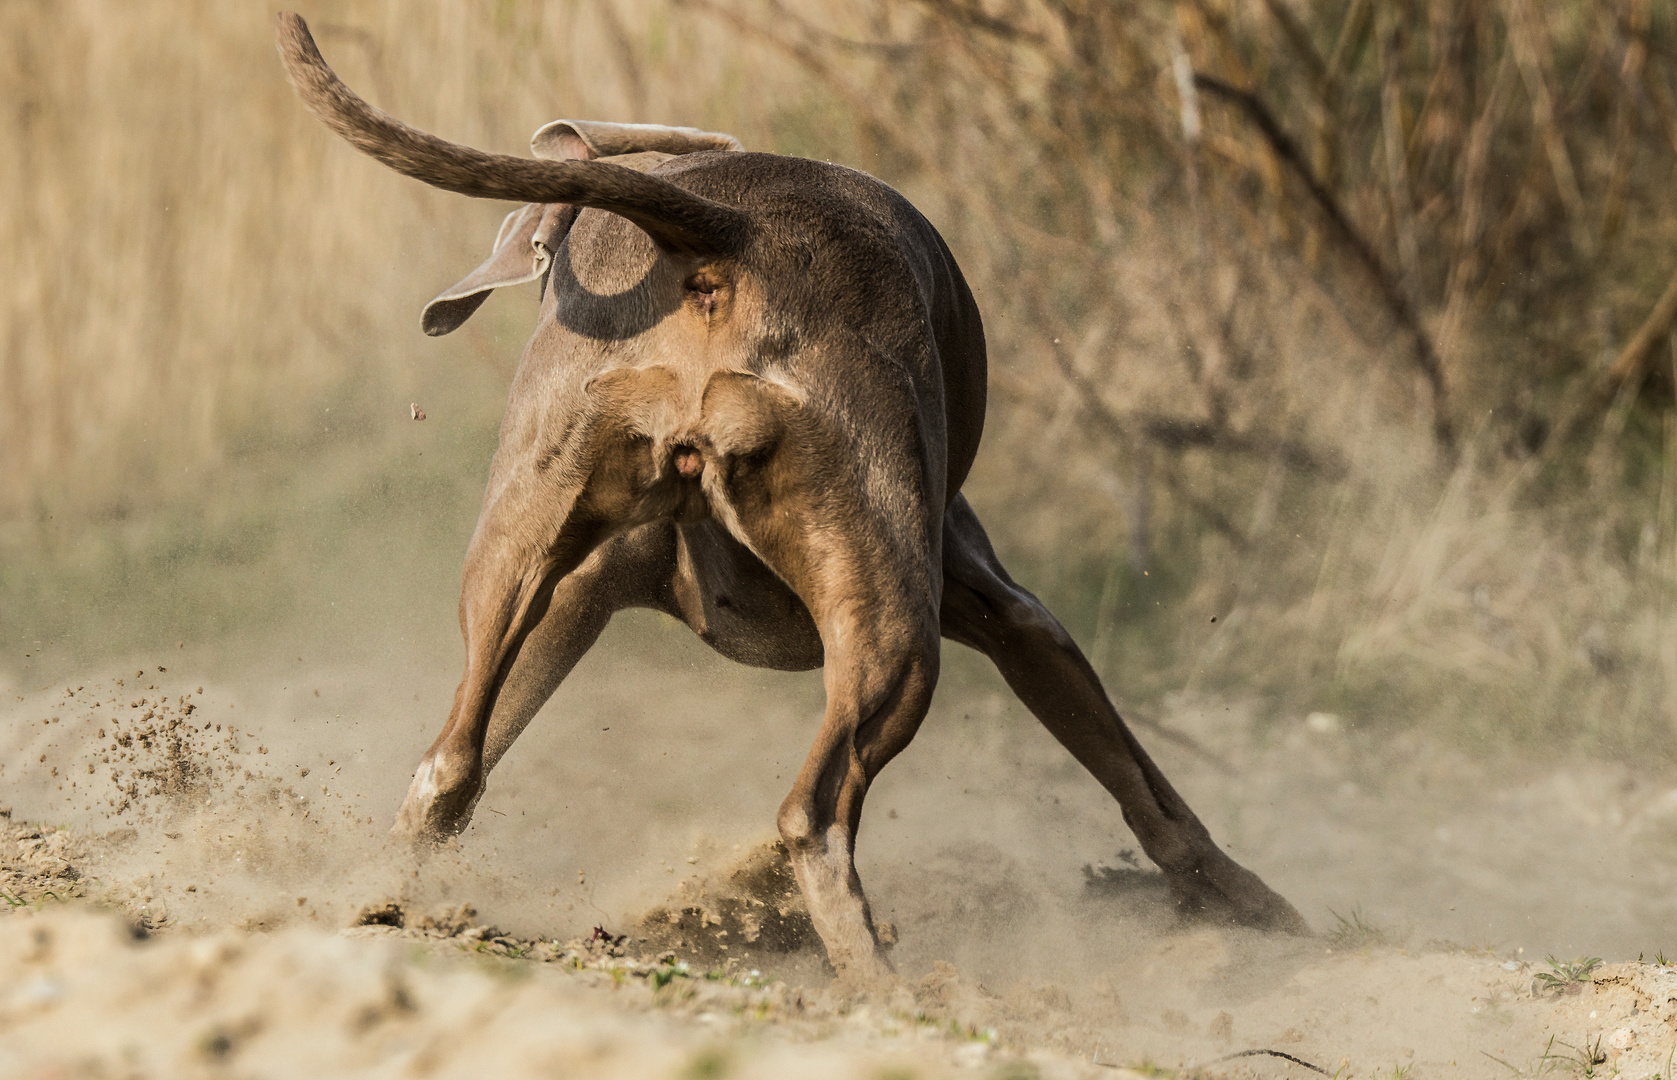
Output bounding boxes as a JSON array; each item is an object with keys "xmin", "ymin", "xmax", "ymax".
[
  {"xmin": 7, "ymin": 894, "xmax": 1677, "ymax": 1080},
  {"xmin": 6, "ymin": 616, "xmax": 1677, "ymax": 1077}
]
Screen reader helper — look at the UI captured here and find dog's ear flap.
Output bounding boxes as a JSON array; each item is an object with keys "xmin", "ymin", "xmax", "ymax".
[
  {"xmin": 421, "ymin": 201, "xmax": 576, "ymax": 336},
  {"xmin": 531, "ymin": 119, "xmax": 742, "ymax": 161},
  {"xmin": 420, "ymin": 130, "xmax": 737, "ymax": 336}
]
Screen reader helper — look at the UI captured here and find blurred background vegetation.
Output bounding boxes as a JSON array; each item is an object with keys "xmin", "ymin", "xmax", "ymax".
[{"xmin": 4, "ymin": 0, "xmax": 1676, "ymax": 757}]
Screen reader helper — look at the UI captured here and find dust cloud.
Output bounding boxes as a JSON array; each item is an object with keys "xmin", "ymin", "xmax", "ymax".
[{"xmin": 6, "ymin": 614, "xmax": 1677, "ymax": 1077}]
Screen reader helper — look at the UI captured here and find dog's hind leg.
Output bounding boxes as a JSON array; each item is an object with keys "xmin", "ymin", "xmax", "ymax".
[
  {"xmin": 774, "ymin": 600, "xmax": 939, "ymax": 984},
  {"xmin": 938, "ymin": 495, "xmax": 1308, "ymax": 934},
  {"xmin": 698, "ymin": 371, "xmax": 942, "ymax": 983},
  {"xmin": 726, "ymin": 505, "xmax": 938, "ymax": 982}
]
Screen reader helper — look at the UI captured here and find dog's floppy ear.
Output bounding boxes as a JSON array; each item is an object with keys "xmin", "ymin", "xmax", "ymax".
[
  {"xmin": 419, "ymin": 132, "xmax": 736, "ymax": 336},
  {"xmin": 531, "ymin": 119, "xmax": 742, "ymax": 161},
  {"xmin": 421, "ymin": 201, "xmax": 576, "ymax": 336}
]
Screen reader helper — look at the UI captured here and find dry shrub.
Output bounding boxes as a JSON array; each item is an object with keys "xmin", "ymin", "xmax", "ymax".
[{"xmin": 704, "ymin": 0, "xmax": 1677, "ymax": 752}]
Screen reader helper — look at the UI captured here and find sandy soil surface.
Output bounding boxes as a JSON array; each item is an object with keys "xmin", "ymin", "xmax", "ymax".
[{"xmin": 5, "ymin": 620, "xmax": 1677, "ymax": 1077}]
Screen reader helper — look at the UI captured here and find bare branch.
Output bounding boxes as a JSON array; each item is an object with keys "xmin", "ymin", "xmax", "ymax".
[
  {"xmin": 1600, "ymin": 263, "xmax": 1677, "ymax": 398},
  {"xmin": 916, "ymin": 0, "xmax": 1047, "ymax": 45},
  {"xmin": 1137, "ymin": 415, "xmax": 1347, "ymax": 478},
  {"xmin": 1261, "ymin": 0, "xmax": 1327, "ymax": 89},
  {"xmin": 1193, "ymin": 72, "xmax": 1456, "ymax": 456},
  {"xmin": 1505, "ymin": 0, "xmax": 1593, "ymax": 257}
]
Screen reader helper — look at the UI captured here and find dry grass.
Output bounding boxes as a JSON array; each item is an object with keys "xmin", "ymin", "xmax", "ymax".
[
  {"xmin": 0, "ymin": 0, "xmax": 820, "ymax": 518},
  {"xmin": 5, "ymin": 0, "xmax": 1677, "ymax": 756}
]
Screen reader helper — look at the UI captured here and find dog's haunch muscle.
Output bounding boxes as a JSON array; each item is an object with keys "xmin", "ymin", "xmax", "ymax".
[{"xmin": 571, "ymin": 366, "xmax": 806, "ymax": 529}]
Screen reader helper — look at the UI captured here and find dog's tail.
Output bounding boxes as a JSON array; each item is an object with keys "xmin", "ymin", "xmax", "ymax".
[{"xmin": 274, "ymin": 12, "xmax": 748, "ymax": 260}]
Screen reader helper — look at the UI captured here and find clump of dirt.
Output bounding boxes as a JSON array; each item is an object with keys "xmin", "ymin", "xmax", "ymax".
[
  {"xmin": 108, "ymin": 685, "xmax": 258, "ymax": 812},
  {"xmin": 1081, "ymin": 848, "xmax": 1172, "ymax": 906},
  {"xmin": 12, "ymin": 674, "xmax": 271, "ymax": 825},
  {"xmin": 335, "ymin": 843, "xmax": 825, "ymax": 977},
  {"xmin": 0, "ymin": 809, "xmax": 89, "ymax": 908},
  {"xmin": 340, "ymin": 893, "xmax": 783, "ymax": 985},
  {"xmin": 632, "ymin": 840, "xmax": 822, "ymax": 968},
  {"xmin": 348, "ymin": 900, "xmax": 514, "ymax": 948},
  {"xmin": 412, "ymin": 901, "xmax": 481, "ymax": 936},
  {"xmin": 2, "ymin": 672, "xmax": 419, "ymax": 936},
  {"xmin": 351, "ymin": 899, "xmax": 406, "ymax": 928}
]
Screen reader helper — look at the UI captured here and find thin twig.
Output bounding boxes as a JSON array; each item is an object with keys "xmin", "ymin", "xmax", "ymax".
[
  {"xmin": 1261, "ymin": 0, "xmax": 1327, "ymax": 88},
  {"xmin": 763, "ymin": 1, "xmax": 933, "ymax": 57},
  {"xmin": 677, "ymin": 0, "xmax": 932, "ymax": 174},
  {"xmin": 1120, "ymin": 706, "xmax": 1236, "ymax": 774},
  {"xmin": 917, "ymin": 0, "xmax": 1046, "ymax": 45},
  {"xmin": 1378, "ymin": 9, "xmax": 1420, "ymax": 285},
  {"xmin": 1138, "ymin": 414, "xmax": 1346, "ymax": 478},
  {"xmin": 1505, "ymin": 0, "xmax": 1593, "ymax": 256},
  {"xmin": 1193, "ymin": 1048, "xmax": 1333, "ymax": 1075},
  {"xmin": 1043, "ymin": 345, "xmax": 1249, "ymax": 544},
  {"xmin": 1480, "ymin": 1049, "xmax": 1525, "ymax": 1074},
  {"xmin": 1437, "ymin": 48, "xmax": 1515, "ymax": 363},
  {"xmin": 1323, "ymin": 0, "xmax": 1371, "ymax": 90},
  {"xmin": 1053, "ymin": 342, "xmax": 1342, "ymax": 476},
  {"xmin": 1193, "ymin": 73, "xmax": 1456, "ymax": 456},
  {"xmin": 1036, "ymin": 322, "xmax": 1352, "ymax": 551},
  {"xmin": 1041, "ymin": 322, "xmax": 1339, "ymax": 478},
  {"xmin": 1156, "ymin": 452, "xmax": 1249, "ymax": 548},
  {"xmin": 1187, "ymin": 1046, "xmax": 1328, "ymax": 1073},
  {"xmin": 1600, "ymin": 262, "xmax": 1677, "ymax": 399}
]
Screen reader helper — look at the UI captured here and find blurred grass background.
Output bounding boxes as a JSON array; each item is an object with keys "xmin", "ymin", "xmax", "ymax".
[{"xmin": 4, "ymin": 0, "xmax": 1677, "ymax": 758}]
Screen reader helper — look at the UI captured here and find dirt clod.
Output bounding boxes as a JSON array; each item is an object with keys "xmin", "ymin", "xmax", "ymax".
[
  {"xmin": 634, "ymin": 841, "xmax": 819, "ymax": 966},
  {"xmin": 352, "ymin": 900, "xmax": 404, "ymax": 928}
]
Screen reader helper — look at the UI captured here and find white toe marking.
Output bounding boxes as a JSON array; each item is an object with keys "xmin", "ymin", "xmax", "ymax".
[{"xmin": 410, "ymin": 759, "xmax": 440, "ymax": 804}]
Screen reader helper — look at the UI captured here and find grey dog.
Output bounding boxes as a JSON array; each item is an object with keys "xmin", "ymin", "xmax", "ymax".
[{"xmin": 276, "ymin": 12, "xmax": 1305, "ymax": 984}]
